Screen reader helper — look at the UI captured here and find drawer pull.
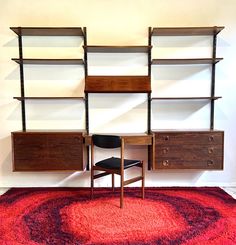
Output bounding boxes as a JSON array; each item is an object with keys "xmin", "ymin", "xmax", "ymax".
[
  {"xmin": 163, "ymin": 136, "xmax": 169, "ymax": 141},
  {"xmin": 207, "ymin": 160, "xmax": 214, "ymax": 166},
  {"xmin": 162, "ymin": 148, "xmax": 169, "ymax": 154},
  {"xmin": 162, "ymin": 160, "xmax": 169, "ymax": 166},
  {"xmin": 208, "ymin": 148, "xmax": 214, "ymax": 154},
  {"xmin": 208, "ymin": 136, "xmax": 214, "ymax": 142}
]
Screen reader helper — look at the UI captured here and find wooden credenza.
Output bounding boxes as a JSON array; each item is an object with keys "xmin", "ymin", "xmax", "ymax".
[
  {"xmin": 12, "ymin": 131, "xmax": 86, "ymax": 171},
  {"xmin": 153, "ymin": 130, "xmax": 224, "ymax": 170}
]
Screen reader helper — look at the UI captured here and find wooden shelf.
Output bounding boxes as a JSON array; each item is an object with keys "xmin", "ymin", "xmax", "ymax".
[
  {"xmin": 12, "ymin": 58, "xmax": 84, "ymax": 65},
  {"xmin": 13, "ymin": 97, "xmax": 84, "ymax": 101},
  {"xmin": 151, "ymin": 97, "xmax": 222, "ymax": 100},
  {"xmin": 151, "ymin": 58, "xmax": 223, "ymax": 65},
  {"xmin": 152, "ymin": 26, "xmax": 224, "ymax": 36},
  {"xmin": 10, "ymin": 27, "xmax": 84, "ymax": 36},
  {"xmin": 83, "ymin": 45, "xmax": 152, "ymax": 53}
]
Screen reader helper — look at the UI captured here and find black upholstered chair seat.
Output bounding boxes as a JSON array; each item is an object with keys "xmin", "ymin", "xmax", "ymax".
[{"xmin": 95, "ymin": 157, "xmax": 141, "ymax": 169}]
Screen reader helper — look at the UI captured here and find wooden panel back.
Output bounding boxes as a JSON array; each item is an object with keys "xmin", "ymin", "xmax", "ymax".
[{"xmin": 85, "ymin": 76, "xmax": 151, "ymax": 93}]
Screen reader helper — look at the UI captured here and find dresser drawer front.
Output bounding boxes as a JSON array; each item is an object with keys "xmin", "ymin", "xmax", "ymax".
[
  {"xmin": 156, "ymin": 145, "xmax": 223, "ymax": 158},
  {"xmin": 12, "ymin": 132, "xmax": 85, "ymax": 171},
  {"xmin": 155, "ymin": 156, "xmax": 223, "ymax": 169},
  {"xmin": 153, "ymin": 131, "xmax": 224, "ymax": 170},
  {"xmin": 155, "ymin": 132, "xmax": 223, "ymax": 145}
]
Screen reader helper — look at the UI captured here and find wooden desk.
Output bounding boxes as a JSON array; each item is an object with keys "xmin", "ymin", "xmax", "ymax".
[
  {"xmin": 84, "ymin": 133, "xmax": 154, "ymax": 169},
  {"xmin": 84, "ymin": 133, "xmax": 152, "ymax": 145}
]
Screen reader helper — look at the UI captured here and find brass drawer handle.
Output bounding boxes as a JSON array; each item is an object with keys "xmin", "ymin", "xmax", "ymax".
[
  {"xmin": 207, "ymin": 160, "xmax": 214, "ymax": 166},
  {"xmin": 162, "ymin": 160, "xmax": 169, "ymax": 166},
  {"xmin": 208, "ymin": 148, "xmax": 214, "ymax": 154},
  {"xmin": 162, "ymin": 148, "xmax": 169, "ymax": 154},
  {"xmin": 163, "ymin": 136, "xmax": 169, "ymax": 141},
  {"xmin": 208, "ymin": 136, "xmax": 214, "ymax": 142}
]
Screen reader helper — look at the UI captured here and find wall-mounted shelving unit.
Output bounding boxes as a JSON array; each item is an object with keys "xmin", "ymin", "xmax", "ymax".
[
  {"xmin": 150, "ymin": 26, "xmax": 224, "ymax": 170},
  {"xmin": 10, "ymin": 27, "xmax": 87, "ymax": 171},
  {"xmin": 10, "ymin": 26, "xmax": 224, "ymax": 172}
]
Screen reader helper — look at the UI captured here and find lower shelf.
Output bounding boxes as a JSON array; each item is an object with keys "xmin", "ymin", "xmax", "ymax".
[{"xmin": 12, "ymin": 131, "xmax": 86, "ymax": 171}]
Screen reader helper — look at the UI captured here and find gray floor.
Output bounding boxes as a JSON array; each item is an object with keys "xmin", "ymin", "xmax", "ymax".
[
  {"xmin": 0, "ymin": 187, "xmax": 236, "ymax": 198},
  {"xmin": 222, "ymin": 187, "xmax": 236, "ymax": 199}
]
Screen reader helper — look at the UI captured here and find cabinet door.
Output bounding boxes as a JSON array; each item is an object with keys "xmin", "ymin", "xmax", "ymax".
[
  {"xmin": 13, "ymin": 133, "xmax": 47, "ymax": 171},
  {"xmin": 12, "ymin": 132, "xmax": 85, "ymax": 171},
  {"xmin": 47, "ymin": 134, "xmax": 84, "ymax": 170}
]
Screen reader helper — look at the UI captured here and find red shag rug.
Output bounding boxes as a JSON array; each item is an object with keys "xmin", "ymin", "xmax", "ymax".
[{"xmin": 0, "ymin": 187, "xmax": 235, "ymax": 245}]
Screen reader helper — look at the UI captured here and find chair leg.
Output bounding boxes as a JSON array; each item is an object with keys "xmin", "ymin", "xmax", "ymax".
[
  {"xmin": 112, "ymin": 173, "xmax": 115, "ymax": 192},
  {"xmin": 141, "ymin": 161, "xmax": 145, "ymax": 199},
  {"xmin": 120, "ymin": 172, "xmax": 124, "ymax": 208},
  {"xmin": 91, "ymin": 167, "xmax": 94, "ymax": 199}
]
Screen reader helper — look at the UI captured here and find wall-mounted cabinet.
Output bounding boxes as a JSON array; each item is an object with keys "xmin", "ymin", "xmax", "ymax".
[
  {"xmin": 12, "ymin": 131, "xmax": 86, "ymax": 171},
  {"xmin": 153, "ymin": 130, "xmax": 224, "ymax": 170}
]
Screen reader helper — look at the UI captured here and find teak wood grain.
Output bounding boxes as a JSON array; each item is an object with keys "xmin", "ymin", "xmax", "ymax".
[
  {"xmin": 85, "ymin": 76, "xmax": 151, "ymax": 93},
  {"xmin": 152, "ymin": 131, "xmax": 224, "ymax": 170},
  {"xmin": 12, "ymin": 131, "xmax": 86, "ymax": 171},
  {"xmin": 84, "ymin": 134, "xmax": 153, "ymax": 146}
]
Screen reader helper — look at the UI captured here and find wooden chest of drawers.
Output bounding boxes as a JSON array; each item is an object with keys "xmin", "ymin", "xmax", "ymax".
[
  {"xmin": 12, "ymin": 131, "xmax": 86, "ymax": 171},
  {"xmin": 153, "ymin": 131, "xmax": 224, "ymax": 169}
]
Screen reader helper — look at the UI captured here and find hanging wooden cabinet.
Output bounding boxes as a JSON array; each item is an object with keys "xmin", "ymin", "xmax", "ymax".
[
  {"xmin": 12, "ymin": 131, "xmax": 86, "ymax": 171},
  {"xmin": 152, "ymin": 131, "xmax": 224, "ymax": 170}
]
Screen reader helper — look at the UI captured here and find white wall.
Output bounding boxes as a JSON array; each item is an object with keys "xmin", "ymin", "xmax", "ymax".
[{"xmin": 0, "ymin": 0, "xmax": 235, "ymax": 187}]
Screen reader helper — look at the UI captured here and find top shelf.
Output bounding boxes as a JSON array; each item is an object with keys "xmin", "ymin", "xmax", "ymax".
[
  {"xmin": 83, "ymin": 45, "xmax": 152, "ymax": 53},
  {"xmin": 10, "ymin": 27, "xmax": 84, "ymax": 36},
  {"xmin": 151, "ymin": 26, "xmax": 224, "ymax": 36}
]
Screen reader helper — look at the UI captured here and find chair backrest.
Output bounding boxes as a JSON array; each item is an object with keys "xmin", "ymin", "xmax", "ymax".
[{"xmin": 92, "ymin": 134, "xmax": 121, "ymax": 149}]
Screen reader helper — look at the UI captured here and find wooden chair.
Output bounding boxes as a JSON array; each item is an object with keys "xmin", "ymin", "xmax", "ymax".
[{"xmin": 90, "ymin": 134, "xmax": 145, "ymax": 208}]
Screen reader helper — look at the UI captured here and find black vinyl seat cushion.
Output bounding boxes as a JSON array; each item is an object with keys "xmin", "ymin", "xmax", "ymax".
[{"xmin": 95, "ymin": 157, "xmax": 141, "ymax": 170}]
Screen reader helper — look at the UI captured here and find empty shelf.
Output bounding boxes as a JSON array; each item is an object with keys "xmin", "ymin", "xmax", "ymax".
[
  {"xmin": 10, "ymin": 27, "xmax": 84, "ymax": 36},
  {"xmin": 14, "ymin": 97, "xmax": 84, "ymax": 101},
  {"xmin": 152, "ymin": 26, "xmax": 224, "ymax": 36},
  {"xmin": 12, "ymin": 58, "xmax": 84, "ymax": 65},
  {"xmin": 151, "ymin": 97, "xmax": 222, "ymax": 100},
  {"xmin": 151, "ymin": 58, "xmax": 223, "ymax": 65}
]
